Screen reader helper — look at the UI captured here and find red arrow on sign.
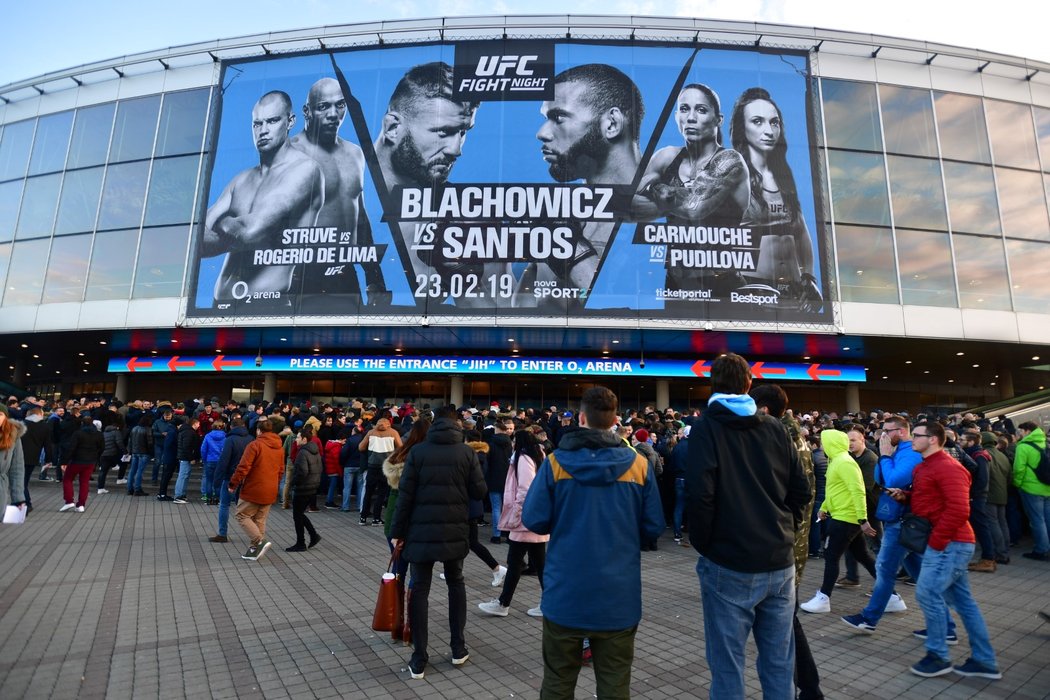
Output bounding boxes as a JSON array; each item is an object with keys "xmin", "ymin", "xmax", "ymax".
[
  {"xmin": 127, "ymin": 357, "xmax": 152, "ymax": 372},
  {"xmin": 167, "ymin": 356, "xmax": 195, "ymax": 372},
  {"xmin": 691, "ymin": 360, "xmax": 712, "ymax": 377},
  {"xmin": 213, "ymin": 355, "xmax": 243, "ymax": 372},
  {"xmin": 751, "ymin": 361, "xmax": 787, "ymax": 380},
  {"xmin": 807, "ymin": 364, "xmax": 842, "ymax": 381}
]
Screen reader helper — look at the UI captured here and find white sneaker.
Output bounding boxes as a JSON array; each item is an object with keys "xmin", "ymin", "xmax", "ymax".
[
  {"xmin": 75, "ymin": 506, "xmax": 85, "ymax": 513},
  {"xmin": 884, "ymin": 593, "xmax": 907, "ymax": 613},
  {"xmin": 97, "ymin": 489, "xmax": 108, "ymax": 495},
  {"xmin": 115, "ymin": 479, "xmax": 127, "ymax": 485},
  {"xmin": 492, "ymin": 565, "xmax": 508, "ymax": 587},
  {"xmin": 59, "ymin": 503, "xmax": 76, "ymax": 512},
  {"xmin": 526, "ymin": 605, "xmax": 543, "ymax": 618},
  {"xmin": 478, "ymin": 599, "xmax": 510, "ymax": 617},
  {"xmin": 800, "ymin": 591, "xmax": 831, "ymax": 614}
]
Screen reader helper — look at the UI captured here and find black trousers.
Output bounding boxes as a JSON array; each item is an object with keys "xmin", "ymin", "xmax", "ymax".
[
  {"xmin": 408, "ymin": 558, "xmax": 467, "ymax": 670},
  {"xmin": 158, "ymin": 460, "xmax": 177, "ymax": 496},
  {"xmin": 820, "ymin": 519, "xmax": 876, "ymax": 595},
  {"xmin": 793, "ymin": 610, "xmax": 824, "ymax": 700},
  {"xmin": 469, "ymin": 522, "xmax": 498, "ymax": 570},
  {"xmin": 97, "ymin": 455, "xmax": 118, "ymax": 489},
  {"xmin": 361, "ymin": 468, "xmax": 388, "ymax": 520},
  {"xmin": 291, "ymin": 494, "xmax": 319, "ymax": 545},
  {"xmin": 499, "ymin": 540, "xmax": 545, "ymax": 607}
]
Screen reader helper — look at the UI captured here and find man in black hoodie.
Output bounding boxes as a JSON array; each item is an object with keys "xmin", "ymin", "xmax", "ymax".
[
  {"xmin": 686, "ymin": 353, "xmax": 810, "ymax": 699},
  {"xmin": 389, "ymin": 407, "xmax": 487, "ymax": 680}
]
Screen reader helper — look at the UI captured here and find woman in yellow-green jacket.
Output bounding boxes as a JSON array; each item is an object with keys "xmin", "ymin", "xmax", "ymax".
[{"xmin": 800, "ymin": 429, "xmax": 879, "ymax": 613}]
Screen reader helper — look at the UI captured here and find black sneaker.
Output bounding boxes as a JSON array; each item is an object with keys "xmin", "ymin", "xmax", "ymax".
[
  {"xmin": 913, "ymin": 628, "xmax": 958, "ymax": 645},
  {"xmin": 156, "ymin": 494, "xmax": 173, "ymax": 502},
  {"xmin": 358, "ymin": 517, "xmax": 369, "ymax": 526},
  {"xmin": 242, "ymin": 544, "xmax": 261, "ymax": 560},
  {"xmin": 489, "ymin": 536, "xmax": 502, "ymax": 544},
  {"xmin": 910, "ymin": 652, "xmax": 952, "ymax": 678},
  {"xmin": 173, "ymin": 496, "xmax": 188, "ymax": 504},
  {"xmin": 953, "ymin": 657, "xmax": 1002, "ymax": 679},
  {"xmin": 308, "ymin": 535, "xmax": 322, "ymax": 549},
  {"xmin": 372, "ymin": 518, "xmax": 383, "ymax": 526},
  {"xmin": 285, "ymin": 543, "xmax": 307, "ymax": 552},
  {"xmin": 408, "ymin": 661, "xmax": 425, "ymax": 680},
  {"xmin": 1022, "ymin": 551, "xmax": 1049, "ymax": 562}
]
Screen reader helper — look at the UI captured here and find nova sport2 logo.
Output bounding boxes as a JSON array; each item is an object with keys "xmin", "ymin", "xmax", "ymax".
[{"xmin": 453, "ymin": 41, "xmax": 555, "ymax": 101}]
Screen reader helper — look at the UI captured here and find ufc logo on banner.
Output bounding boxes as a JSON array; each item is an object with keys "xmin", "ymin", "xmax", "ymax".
[{"xmin": 453, "ymin": 40, "xmax": 555, "ymax": 101}]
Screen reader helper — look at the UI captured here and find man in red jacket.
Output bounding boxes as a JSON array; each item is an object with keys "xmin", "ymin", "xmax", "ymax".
[
  {"xmin": 889, "ymin": 421, "xmax": 1001, "ymax": 680},
  {"xmin": 229, "ymin": 419, "xmax": 286, "ymax": 561}
]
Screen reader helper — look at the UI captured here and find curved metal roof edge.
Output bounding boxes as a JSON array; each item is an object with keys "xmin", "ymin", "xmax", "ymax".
[{"xmin": 3, "ymin": 13, "xmax": 1049, "ymax": 100}]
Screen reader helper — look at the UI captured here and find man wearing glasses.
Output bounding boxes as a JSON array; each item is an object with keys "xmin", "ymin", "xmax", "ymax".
[
  {"xmin": 888, "ymin": 422, "xmax": 1001, "ymax": 680},
  {"xmin": 841, "ymin": 416, "xmax": 947, "ymax": 635}
]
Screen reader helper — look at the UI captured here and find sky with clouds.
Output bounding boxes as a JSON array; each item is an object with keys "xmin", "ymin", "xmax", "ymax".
[{"xmin": 2, "ymin": 0, "xmax": 1046, "ymax": 86}]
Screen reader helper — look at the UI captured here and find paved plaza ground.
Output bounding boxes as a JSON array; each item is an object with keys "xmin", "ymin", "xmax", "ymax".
[{"xmin": 0, "ymin": 478, "xmax": 1048, "ymax": 699}]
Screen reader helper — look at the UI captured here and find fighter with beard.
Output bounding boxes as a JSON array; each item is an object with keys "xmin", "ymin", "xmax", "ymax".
[
  {"xmin": 290, "ymin": 78, "xmax": 390, "ymax": 312},
  {"xmin": 514, "ymin": 64, "xmax": 643, "ymax": 310},
  {"xmin": 374, "ymin": 62, "xmax": 511, "ymax": 309}
]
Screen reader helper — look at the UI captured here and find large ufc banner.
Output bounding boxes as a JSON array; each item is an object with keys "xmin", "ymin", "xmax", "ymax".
[{"xmin": 188, "ymin": 40, "xmax": 829, "ymax": 323}]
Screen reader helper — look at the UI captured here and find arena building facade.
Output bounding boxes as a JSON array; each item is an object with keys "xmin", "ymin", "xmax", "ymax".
[{"xmin": 0, "ymin": 15, "xmax": 1048, "ymax": 413}]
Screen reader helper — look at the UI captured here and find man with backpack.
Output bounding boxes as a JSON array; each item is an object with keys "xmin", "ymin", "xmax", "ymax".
[{"xmin": 1013, "ymin": 421, "xmax": 1050, "ymax": 562}]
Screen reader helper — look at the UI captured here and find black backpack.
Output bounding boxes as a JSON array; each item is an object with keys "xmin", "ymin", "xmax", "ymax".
[{"xmin": 1033, "ymin": 445, "xmax": 1050, "ymax": 486}]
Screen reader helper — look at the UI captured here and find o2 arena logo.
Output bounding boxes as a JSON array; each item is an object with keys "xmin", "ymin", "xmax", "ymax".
[{"xmin": 453, "ymin": 41, "xmax": 555, "ymax": 102}]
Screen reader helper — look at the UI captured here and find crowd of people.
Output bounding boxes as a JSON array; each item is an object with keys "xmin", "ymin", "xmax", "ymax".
[{"xmin": 1, "ymin": 365, "xmax": 1048, "ymax": 696}]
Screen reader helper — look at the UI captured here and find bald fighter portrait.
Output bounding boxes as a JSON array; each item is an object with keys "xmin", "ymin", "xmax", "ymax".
[
  {"xmin": 202, "ymin": 90, "xmax": 324, "ymax": 310},
  {"xmin": 290, "ymin": 77, "xmax": 390, "ymax": 311}
]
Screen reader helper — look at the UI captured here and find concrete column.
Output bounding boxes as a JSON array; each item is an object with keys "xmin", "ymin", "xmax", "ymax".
[
  {"xmin": 263, "ymin": 373, "xmax": 277, "ymax": 403},
  {"xmin": 656, "ymin": 380, "xmax": 670, "ymax": 411},
  {"xmin": 998, "ymin": 369, "xmax": 1014, "ymax": 401},
  {"xmin": 115, "ymin": 374, "xmax": 129, "ymax": 402},
  {"xmin": 450, "ymin": 375, "xmax": 464, "ymax": 408},
  {"xmin": 845, "ymin": 383, "xmax": 860, "ymax": 414}
]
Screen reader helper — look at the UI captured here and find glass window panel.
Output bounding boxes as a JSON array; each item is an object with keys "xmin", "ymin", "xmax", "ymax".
[
  {"xmin": 144, "ymin": 155, "xmax": 200, "ymax": 226},
  {"xmin": 887, "ymin": 155, "xmax": 948, "ymax": 230},
  {"xmin": 67, "ymin": 103, "xmax": 115, "ymax": 169},
  {"xmin": 155, "ymin": 89, "xmax": 210, "ymax": 157},
  {"xmin": 0, "ymin": 179, "xmax": 24, "ymax": 243},
  {"xmin": 97, "ymin": 161, "xmax": 149, "ymax": 230},
  {"xmin": 27, "ymin": 111, "xmax": 74, "ymax": 175},
  {"xmin": 15, "ymin": 173, "xmax": 61, "ymax": 239},
  {"xmin": 985, "ymin": 100, "xmax": 1039, "ymax": 170},
  {"xmin": 827, "ymin": 150, "xmax": 891, "ymax": 226},
  {"xmin": 134, "ymin": 225, "xmax": 188, "ymax": 298},
  {"xmin": 1036, "ymin": 107, "xmax": 1050, "ymax": 172},
  {"xmin": 108, "ymin": 95, "xmax": 160, "ymax": 162},
  {"xmin": 821, "ymin": 79, "xmax": 882, "ymax": 151},
  {"xmin": 1006, "ymin": 239, "xmax": 1050, "ymax": 313},
  {"xmin": 85, "ymin": 228, "xmax": 138, "ymax": 301},
  {"xmin": 943, "ymin": 162, "xmax": 1000, "ymax": 235},
  {"xmin": 934, "ymin": 92, "xmax": 991, "ymax": 163},
  {"xmin": 0, "ymin": 242, "xmax": 9, "ymax": 300},
  {"xmin": 54, "ymin": 166, "xmax": 104, "ymax": 235},
  {"xmin": 3, "ymin": 238, "xmax": 50, "ymax": 306},
  {"xmin": 0, "ymin": 119, "xmax": 35, "ymax": 181},
  {"xmin": 895, "ymin": 229, "xmax": 957, "ymax": 307},
  {"xmin": 952, "ymin": 233, "xmax": 1011, "ymax": 310},
  {"xmin": 996, "ymin": 168, "xmax": 1050, "ymax": 241},
  {"xmin": 42, "ymin": 234, "xmax": 92, "ymax": 303},
  {"xmin": 879, "ymin": 85, "xmax": 938, "ymax": 157},
  {"xmin": 834, "ymin": 224, "xmax": 899, "ymax": 303}
]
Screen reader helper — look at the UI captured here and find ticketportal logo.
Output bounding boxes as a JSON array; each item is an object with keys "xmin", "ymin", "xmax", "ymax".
[{"xmin": 453, "ymin": 41, "xmax": 555, "ymax": 101}]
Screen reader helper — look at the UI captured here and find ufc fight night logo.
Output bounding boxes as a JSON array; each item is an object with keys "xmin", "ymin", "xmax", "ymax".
[{"xmin": 453, "ymin": 41, "xmax": 555, "ymax": 101}]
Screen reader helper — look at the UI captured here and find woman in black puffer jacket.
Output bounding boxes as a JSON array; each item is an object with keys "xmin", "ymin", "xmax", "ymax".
[{"xmin": 287, "ymin": 424, "xmax": 322, "ymax": 552}]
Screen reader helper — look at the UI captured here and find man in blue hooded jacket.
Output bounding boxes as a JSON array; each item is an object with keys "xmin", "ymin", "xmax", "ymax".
[{"xmin": 523, "ymin": 385, "xmax": 664, "ymax": 699}]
